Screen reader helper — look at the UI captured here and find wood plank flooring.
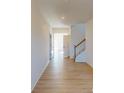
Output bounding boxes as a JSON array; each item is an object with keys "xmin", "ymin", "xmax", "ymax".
[{"xmin": 32, "ymin": 54, "xmax": 93, "ymax": 93}]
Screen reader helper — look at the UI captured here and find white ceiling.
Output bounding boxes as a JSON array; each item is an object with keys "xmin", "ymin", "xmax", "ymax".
[{"xmin": 39, "ymin": 0, "xmax": 93, "ymax": 28}]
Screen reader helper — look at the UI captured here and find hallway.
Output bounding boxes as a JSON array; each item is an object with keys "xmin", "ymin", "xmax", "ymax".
[
  {"xmin": 31, "ymin": 0, "xmax": 93, "ymax": 92},
  {"xmin": 32, "ymin": 53, "xmax": 93, "ymax": 93}
]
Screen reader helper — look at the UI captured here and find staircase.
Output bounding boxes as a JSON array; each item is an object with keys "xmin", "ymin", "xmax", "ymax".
[{"xmin": 74, "ymin": 38, "xmax": 87, "ymax": 62}]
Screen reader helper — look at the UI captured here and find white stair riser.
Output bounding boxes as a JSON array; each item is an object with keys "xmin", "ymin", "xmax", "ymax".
[{"xmin": 75, "ymin": 51, "xmax": 87, "ymax": 62}]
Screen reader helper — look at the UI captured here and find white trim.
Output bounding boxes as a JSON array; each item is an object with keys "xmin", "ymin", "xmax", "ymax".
[
  {"xmin": 86, "ymin": 62, "xmax": 93, "ymax": 68},
  {"xmin": 31, "ymin": 60, "xmax": 50, "ymax": 91}
]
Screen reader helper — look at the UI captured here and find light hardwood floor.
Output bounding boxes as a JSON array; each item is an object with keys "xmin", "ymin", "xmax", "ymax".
[{"xmin": 32, "ymin": 54, "xmax": 93, "ymax": 93}]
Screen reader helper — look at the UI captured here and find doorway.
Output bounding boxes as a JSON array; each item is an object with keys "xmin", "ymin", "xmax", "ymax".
[
  {"xmin": 52, "ymin": 33, "xmax": 70, "ymax": 60},
  {"xmin": 53, "ymin": 33, "xmax": 64, "ymax": 58}
]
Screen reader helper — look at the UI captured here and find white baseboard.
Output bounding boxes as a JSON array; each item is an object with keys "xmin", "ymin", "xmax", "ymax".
[
  {"xmin": 31, "ymin": 60, "xmax": 50, "ymax": 91},
  {"xmin": 86, "ymin": 62, "xmax": 93, "ymax": 68}
]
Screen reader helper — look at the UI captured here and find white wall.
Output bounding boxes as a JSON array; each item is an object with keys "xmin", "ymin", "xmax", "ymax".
[
  {"xmin": 52, "ymin": 28, "xmax": 70, "ymax": 35},
  {"xmin": 63, "ymin": 35, "xmax": 70, "ymax": 57},
  {"xmin": 70, "ymin": 24, "xmax": 85, "ymax": 58},
  {"xmin": 31, "ymin": 0, "xmax": 50, "ymax": 90},
  {"xmin": 85, "ymin": 19, "xmax": 93, "ymax": 67}
]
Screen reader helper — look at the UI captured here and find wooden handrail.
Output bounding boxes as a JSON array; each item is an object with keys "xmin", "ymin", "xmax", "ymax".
[
  {"xmin": 74, "ymin": 38, "xmax": 86, "ymax": 47},
  {"xmin": 74, "ymin": 38, "xmax": 86, "ymax": 61}
]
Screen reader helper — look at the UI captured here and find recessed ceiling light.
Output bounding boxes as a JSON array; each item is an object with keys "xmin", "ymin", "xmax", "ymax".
[{"xmin": 61, "ymin": 17, "xmax": 65, "ymax": 20}]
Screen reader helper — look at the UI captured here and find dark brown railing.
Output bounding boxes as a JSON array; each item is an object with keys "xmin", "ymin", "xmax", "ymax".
[{"xmin": 74, "ymin": 38, "xmax": 86, "ymax": 61}]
